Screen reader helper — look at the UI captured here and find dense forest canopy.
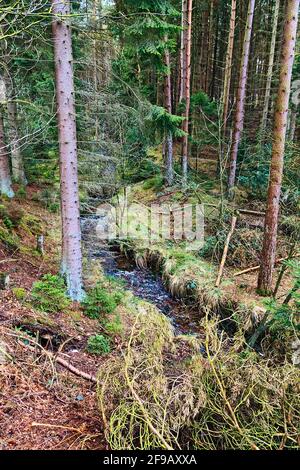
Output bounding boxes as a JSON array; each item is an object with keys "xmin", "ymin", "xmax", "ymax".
[{"xmin": 0, "ymin": 0, "xmax": 299, "ymax": 453}]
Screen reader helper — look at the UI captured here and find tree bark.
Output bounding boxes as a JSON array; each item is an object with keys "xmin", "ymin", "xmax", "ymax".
[
  {"xmin": 6, "ymin": 89, "xmax": 27, "ymax": 185},
  {"xmin": 222, "ymin": 0, "xmax": 237, "ymax": 138},
  {"xmin": 260, "ymin": 0, "xmax": 280, "ymax": 136},
  {"xmin": 51, "ymin": 0, "xmax": 84, "ymax": 301},
  {"xmin": 0, "ymin": 109, "xmax": 14, "ymax": 198},
  {"xmin": 228, "ymin": 0, "xmax": 256, "ymax": 194},
  {"xmin": 179, "ymin": 0, "xmax": 187, "ymax": 104},
  {"xmin": 289, "ymin": 110, "xmax": 297, "ymax": 141},
  {"xmin": 258, "ymin": 0, "xmax": 299, "ymax": 294},
  {"xmin": 182, "ymin": 0, "xmax": 193, "ymax": 186},
  {"xmin": 164, "ymin": 42, "xmax": 174, "ymax": 186}
]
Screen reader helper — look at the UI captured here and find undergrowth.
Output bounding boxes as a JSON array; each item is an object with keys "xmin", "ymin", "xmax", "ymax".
[
  {"xmin": 87, "ymin": 334, "xmax": 111, "ymax": 355},
  {"xmin": 97, "ymin": 302, "xmax": 300, "ymax": 450},
  {"xmin": 30, "ymin": 274, "xmax": 71, "ymax": 313}
]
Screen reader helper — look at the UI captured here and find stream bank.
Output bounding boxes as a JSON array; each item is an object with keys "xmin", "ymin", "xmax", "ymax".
[{"xmin": 81, "ymin": 215, "xmax": 202, "ymax": 335}]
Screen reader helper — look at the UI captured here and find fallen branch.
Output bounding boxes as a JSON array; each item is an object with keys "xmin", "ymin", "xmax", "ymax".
[
  {"xmin": 3, "ymin": 329, "xmax": 97, "ymax": 383},
  {"xmin": 216, "ymin": 216, "xmax": 238, "ymax": 287},
  {"xmin": 233, "ymin": 254, "xmax": 300, "ymax": 277},
  {"xmin": 31, "ymin": 422, "xmax": 86, "ymax": 433}
]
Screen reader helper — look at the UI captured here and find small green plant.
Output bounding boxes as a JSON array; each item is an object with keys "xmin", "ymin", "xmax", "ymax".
[
  {"xmin": 87, "ymin": 334, "xmax": 111, "ymax": 355},
  {"xmin": 15, "ymin": 186, "xmax": 27, "ymax": 200},
  {"xmin": 142, "ymin": 175, "xmax": 164, "ymax": 191},
  {"xmin": 82, "ymin": 282, "xmax": 123, "ymax": 319},
  {"xmin": 104, "ymin": 313, "xmax": 123, "ymax": 335},
  {"xmin": 12, "ymin": 287, "xmax": 27, "ymax": 301},
  {"xmin": 31, "ymin": 274, "xmax": 71, "ymax": 313}
]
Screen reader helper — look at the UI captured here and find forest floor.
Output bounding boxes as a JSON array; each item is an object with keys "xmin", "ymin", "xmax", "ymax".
[
  {"xmin": 0, "ymin": 187, "xmax": 107, "ymax": 450},
  {"xmin": 0, "ymin": 174, "xmax": 298, "ymax": 450}
]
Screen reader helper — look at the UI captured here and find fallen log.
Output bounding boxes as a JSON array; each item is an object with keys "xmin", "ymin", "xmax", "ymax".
[{"xmin": 233, "ymin": 254, "xmax": 300, "ymax": 277}]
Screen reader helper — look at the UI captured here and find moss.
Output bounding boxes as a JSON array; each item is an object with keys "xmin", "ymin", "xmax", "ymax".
[
  {"xmin": 0, "ymin": 225, "xmax": 20, "ymax": 250},
  {"xmin": 12, "ymin": 287, "xmax": 27, "ymax": 301},
  {"xmin": 20, "ymin": 214, "xmax": 43, "ymax": 236}
]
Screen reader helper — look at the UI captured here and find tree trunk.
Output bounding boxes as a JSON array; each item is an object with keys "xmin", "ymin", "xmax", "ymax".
[
  {"xmin": 6, "ymin": 92, "xmax": 27, "ymax": 185},
  {"xmin": 164, "ymin": 42, "xmax": 174, "ymax": 186},
  {"xmin": 179, "ymin": 0, "xmax": 187, "ymax": 104},
  {"xmin": 0, "ymin": 110, "xmax": 14, "ymax": 198},
  {"xmin": 289, "ymin": 110, "xmax": 297, "ymax": 141},
  {"xmin": 51, "ymin": 0, "xmax": 84, "ymax": 301},
  {"xmin": 182, "ymin": 0, "xmax": 193, "ymax": 186},
  {"xmin": 258, "ymin": 0, "xmax": 299, "ymax": 294},
  {"xmin": 260, "ymin": 0, "xmax": 280, "ymax": 136},
  {"xmin": 222, "ymin": 0, "xmax": 237, "ymax": 138},
  {"xmin": 228, "ymin": 0, "xmax": 256, "ymax": 194}
]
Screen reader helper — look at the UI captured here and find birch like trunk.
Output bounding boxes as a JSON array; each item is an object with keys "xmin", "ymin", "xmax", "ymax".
[
  {"xmin": 222, "ymin": 0, "xmax": 237, "ymax": 137},
  {"xmin": 228, "ymin": 0, "xmax": 256, "ymax": 194},
  {"xmin": 260, "ymin": 0, "xmax": 280, "ymax": 136},
  {"xmin": 0, "ymin": 110, "xmax": 14, "ymax": 198},
  {"xmin": 258, "ymin": 0, "xmax": 299, "ymax": 293},
  {"xmin": 164, "ymin": 43, "xmax": 174, "ymax": 186},
  {"xmin": 182, "ymin": 0, "xmax": 193, "ymax": 186},
  {"xmin": 51, "ymin": 0, "xmax": 84, "ymax": 301}
]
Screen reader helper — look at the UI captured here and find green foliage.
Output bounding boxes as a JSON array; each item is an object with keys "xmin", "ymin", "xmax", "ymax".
[
  {"xmin": 190, "ymin": 91, "xmax": 218, "ymax": 117},
  {"xmin": 21, "ymin": 214, "xmax": 43, "ymax": 235},
  {"xmin": 12, "ymin": 287, "xmax": 27, "ymax": 301},
  {"xmin": 142, "ymin": 175, "xmax": 164, "ymax": 191},
  {"xmin": 87, "ymin": 334, "xmax": 111, "ymax": 355},
  {"xmin": 30, "ymin": 274, "xmax": 71, "ymax": 313},
  {"xmin": 15, "ymin": 187, "xmax": 27, "ymax": 200},
  {"xmin": 39, "ymin": 188, "xmax": 60, "ymax": 213},
  {"xmin": 104, "ymin": 313, "xmax": 123, "ymax": 336},
  {"xmin": 82, "ymin": 281, "xmax": 123, "ymax": 319},
  {"xmin": 0, "ymin": 225, "xmax": 19, "ymax": 250},
  {"xmin": 146, "ymin": 105, "xmax": 185, "ymax": 139}
]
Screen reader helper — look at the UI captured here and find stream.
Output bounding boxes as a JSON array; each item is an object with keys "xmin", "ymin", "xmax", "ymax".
[{"xmin": 81, "ymin": 215, "xmax": 201, "ymax": 335}]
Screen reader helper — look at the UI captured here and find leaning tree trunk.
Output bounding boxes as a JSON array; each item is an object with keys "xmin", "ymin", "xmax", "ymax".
[
  {"xmin": 258, "ymin": 0, "xmax": 299, "ymax": 294},
  {"xmin": 0, "ymin": 110, "xmax": 14, "ymax": 198},
  {"xmin": 222, "ymin": 0, "xmax": 237, "ymax": 139},
  {"xmin": 260, "ymin": 0, "xmax": 280, "ymax": 137},
  {"xmin": 164, "ymin": 41, "xmax": 174, "ymax": 186},
  {"xmin": 51, "ymin": 0, "xmax": 84, "ymax": 301},
  {"xmin": 227, "ymin": 0, "xmax": 256, "ymax": 194},
  {"xmin": 182, "ymin": 0, "xmax": 193, "ymax": 186}
]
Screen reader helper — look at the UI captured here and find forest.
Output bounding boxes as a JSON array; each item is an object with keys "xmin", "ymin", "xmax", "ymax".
[{"xmin": 0, "ymin": 0, "xmax": 299, "ymax": 454}]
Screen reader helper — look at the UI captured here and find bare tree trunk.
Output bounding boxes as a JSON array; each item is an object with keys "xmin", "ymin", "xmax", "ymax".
[
  {"xmin": 5, "ymin": 79, "xmax": 27, "ymax": 185},
  {"xmin": 164, "ymin": 42, "xmax": 174, "ymax": 186},
  {"xmin": 289, "ymin": 110, "xmax": 297, "ymax": 141},
  {"xmin": 260, "ymin": 0, "xmax": 280, "ymax": 136},
  {"xmin": 258, "ymin": 0, "xmax": 299, "ymax": 294},
  {"xmin": 222, "ymin": 0, "xmax": 236, "ymax": 138},
  {"xmin": 51, "ymin": 0, "xmax": 84, "ymax": 301},
  {"xmin": 0, "ymin": 110, "xmax": 14, "ymax": 198},
  {"xmin": 228, "ymin": 0, "xmax": 256, "ymax": 194},
  {"xmin": 179, "ymin": 0, "xmax": 187, "ymax": 104},
  {"xmin": 182, "ymin": 0, "xmax": 193, "ymax": 186}
]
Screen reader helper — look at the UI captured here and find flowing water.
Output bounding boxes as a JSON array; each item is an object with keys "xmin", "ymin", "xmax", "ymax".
[{"xmin": 81, "ymin": 215, "xmax": 202, "ymax": 335}]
